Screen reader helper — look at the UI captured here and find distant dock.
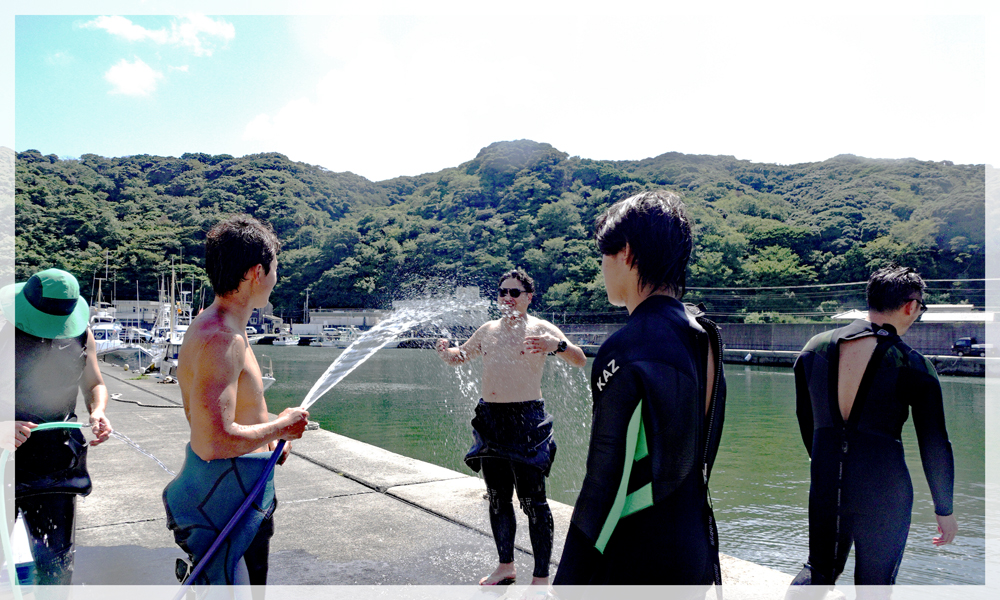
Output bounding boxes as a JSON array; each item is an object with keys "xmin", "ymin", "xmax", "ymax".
[
  {"xmin": 720, "ymin": 349, "xmax": 988, "ymax": 376},
  {"xmin": 564, "ymin": 323, "xmax": 989, "ymax": 377}
]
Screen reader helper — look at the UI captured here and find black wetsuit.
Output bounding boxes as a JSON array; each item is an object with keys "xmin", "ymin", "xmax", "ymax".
[
  {"xmin": 6, "ymin": 323, "xmax": 92, "ymax": 587},
  {"xmin": 554, "ymin": 296, "xmax": 726, "ymax": 585},
  {"xmin": 792, "ymin": 320, "xmax": 954, "ymax": 585},
  {"xmin": 465, "ymin": 399, "xmax": 556, "ymax": 578}
]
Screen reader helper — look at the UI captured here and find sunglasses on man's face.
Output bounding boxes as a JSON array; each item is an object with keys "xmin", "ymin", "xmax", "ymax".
[{"xmin": 498, "ymin": 288, "xmax": 527, "ymax": 298}]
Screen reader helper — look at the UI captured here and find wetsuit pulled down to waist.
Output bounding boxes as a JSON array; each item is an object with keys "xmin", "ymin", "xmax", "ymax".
[
  {"xmin": 163, "ymin": 443, "xmax": 276, "ymax": 585},
  {"xmin": 465, "ymin": 399, "xmax": 556, "ymax": 476}
]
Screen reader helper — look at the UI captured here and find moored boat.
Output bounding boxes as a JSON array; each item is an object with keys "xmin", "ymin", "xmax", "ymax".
[
  {"xmin": 272, "ymin": 334, "xmax": 299, "ymax": 346},
  {"xmin": 259, "ymin": 353, "xmax": 276, "ymax": 391},
  {"xmin": 326, "ymin": 326, "xmax": 361, "ymax": 348},
  {"xmin": 310, "ymin": 334, "xmax": 336, "ymax": 347},
  {"xmin": 90, "ymin": 308, "xmax": 124, "ymax": 355}
]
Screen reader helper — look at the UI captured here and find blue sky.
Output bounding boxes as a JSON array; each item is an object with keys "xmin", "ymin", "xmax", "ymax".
[{"xmin": 4, "ymin": 2, "xmax": 997, "ymax": 181}]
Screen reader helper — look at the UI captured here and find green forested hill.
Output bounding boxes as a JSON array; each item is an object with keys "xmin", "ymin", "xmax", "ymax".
[{"xmin": 13, "ymin": 141, "xmax": 985, "ymax": 322}]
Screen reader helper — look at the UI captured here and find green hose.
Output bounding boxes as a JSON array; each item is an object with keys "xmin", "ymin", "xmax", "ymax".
[
  {"xmin": 9, "ymin": 421, "xmax": 85, "ymax": 435},
  {"xmin": 1, "ymin": 422, "xmax": 85, "ymax": 600}
]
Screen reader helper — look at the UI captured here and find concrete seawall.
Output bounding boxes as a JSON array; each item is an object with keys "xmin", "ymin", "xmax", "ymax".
[
  {"xmin": 564, "ymin": 321, "xmax": 988, "ymax": 365},
  {"xmin": 720, "ymin": 349, "xmax": 989, "ymax": 376},
  {"xmin": 572, "ymin": 345, "xmax": 987, "ymax": 376},
  {"xmin": 64, "ymin": 362, "xmax": 793, "ymax": 592}
]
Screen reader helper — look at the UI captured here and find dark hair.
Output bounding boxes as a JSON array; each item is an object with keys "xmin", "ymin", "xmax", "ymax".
[
  {"xmin": 205, "ymin": 215, "xmax": 281, "ymax": 297},
  {"xmin": 499, "ymin": 268, "xmax": 535, "ymax": 293},
  {"xmin": 595, "ymin": 190, "xmax": 693, "ymax": 297},
  {"xmin": 866, "ymin": 264, "xmax": 926, "ymax": 312}
]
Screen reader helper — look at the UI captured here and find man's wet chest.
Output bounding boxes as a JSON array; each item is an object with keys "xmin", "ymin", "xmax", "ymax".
[{"xmin": 482, "ymin": 326, "xmax": 539, "ymax": 362}]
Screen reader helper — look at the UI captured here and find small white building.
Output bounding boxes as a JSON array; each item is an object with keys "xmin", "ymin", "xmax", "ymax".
[
  {"xmin": 113, "ymin": 300, "xmax": 168, "ymax": 330},
  {"xmin": 307, "ymin": 308, "xmax": 387, "ymax": 327},
  {"xmin": 832, "ymin": 304, "xmax": 994, "ymax": 323}
]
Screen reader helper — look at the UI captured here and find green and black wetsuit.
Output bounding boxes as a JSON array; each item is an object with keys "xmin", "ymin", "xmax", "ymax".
[
  {"xmin": 792, "ymin": 319, "xmax": 954, "ymax": 585},
  {"xmin": 554, "ymin": 296, "xmax": 726, "ymax": 585}
]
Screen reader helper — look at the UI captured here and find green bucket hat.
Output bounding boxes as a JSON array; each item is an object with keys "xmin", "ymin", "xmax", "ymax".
[{"xmin": 0, "ymin": 268, "xmax": 90, "ymax": 339}]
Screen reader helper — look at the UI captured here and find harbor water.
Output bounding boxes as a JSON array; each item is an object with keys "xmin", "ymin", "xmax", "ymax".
[{"xmin": 261, "ymin": 345, "xmax": 986, "ymax": 585}]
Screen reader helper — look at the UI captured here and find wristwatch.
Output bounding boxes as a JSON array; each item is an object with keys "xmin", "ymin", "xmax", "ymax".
[{"xmin": 555, "ymin": 340, "xmax": 568, "ymax": 353}]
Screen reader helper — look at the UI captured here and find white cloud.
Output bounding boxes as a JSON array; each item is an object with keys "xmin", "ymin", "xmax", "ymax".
[
  {"xmin": 243, "ymin": 13, "xmax": 987, "ymax": 180},
  {"xmin": 80, "ymin": 15, "xmax": 169, "ymax": 44},
  {"xmin": 241, "ymin": 18, "xmax": 529, "ymax": 179},
  {"xmin": 80, "ymin": 14, "xmax": 234, "ymax": 57},
  {"xmin": 104, "ymin": 57, "xmax": 163, "ymax": 96},
  {"xmin": 243, "ymin": 98, "xmax": 319, "ymax": 145},
  {"xmin": 169, "ymin": 65, "xmax": 190, "ymax": 72},
  {"xmin": 170, "ymin": 14, "xmax": 235, "ymax": 57},
  {"xmin": 244, "ymin": 114, "xmax": 275, "ymax": 140}
]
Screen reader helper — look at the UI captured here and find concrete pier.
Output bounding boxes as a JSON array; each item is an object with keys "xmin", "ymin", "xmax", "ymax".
[
  {"xmin": 720, "ymin": 349, "xmax": 989, "ymax": 376},
  {"xmin": 56, "ymin": 363, "xmax": 793, "ymax": 594}
]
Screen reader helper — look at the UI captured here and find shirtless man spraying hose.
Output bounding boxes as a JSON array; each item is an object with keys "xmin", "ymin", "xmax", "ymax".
[
  {"xmin": 436, "ymin": 268, "xmax": 586, "ymax": 587},
  {"xmin": 163, "ymin": 215, "xmax": 309, "ymax": 590}
]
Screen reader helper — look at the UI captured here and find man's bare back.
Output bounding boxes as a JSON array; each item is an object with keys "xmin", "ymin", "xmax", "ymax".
[
  {"xmin": 837, "ymin": 336, "xmax": 877, "ymax": 421},
  {"xmin": 178, "ymin": 290, "xmax": 307, "ymax": 461}
]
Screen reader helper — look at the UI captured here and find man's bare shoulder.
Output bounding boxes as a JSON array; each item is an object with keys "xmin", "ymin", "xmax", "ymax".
[
  {"xmin": 178, "ymin": 326, "xmax": 245, "ymax": 399},
  {"xmin": 189, "ymin": 307, "xmax": 242, "ymax": 337},
  {"xmin": 470, "ymin": 319, "xmax": 502, "ymax": 338},
  {"xmin": 467, "ymin": 319, "xmax": 505, "ymax": 350},
  {"xmin": 525, "ymin": 314, "xmax": 562, "ymax": 334},
  {"xmin": 480, "ymin": 319, "xmax": 503, "ymax": 332},
  {"xmin": 182, "ymin": 312, "xmax": 245, "ymax": 361},
  {"xmin": 188, "ymin": 327, "xmax": 245, "ymax": 351}
]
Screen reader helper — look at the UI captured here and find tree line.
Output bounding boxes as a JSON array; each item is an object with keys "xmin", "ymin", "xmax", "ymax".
[{"xmin": 12, "ymin": 140, "xmax": 986, "ymax": 322}]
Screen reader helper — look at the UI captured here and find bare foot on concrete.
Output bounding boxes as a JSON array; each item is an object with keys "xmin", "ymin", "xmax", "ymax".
[{"xmin": 479, "ymin": 562, "xmax": 516, "ymax": 585}]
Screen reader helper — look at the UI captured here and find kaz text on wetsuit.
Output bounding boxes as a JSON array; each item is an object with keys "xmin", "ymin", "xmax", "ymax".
[{"xmin": 554, "ymin": 296, "xmax": 726, "ymax": 585}]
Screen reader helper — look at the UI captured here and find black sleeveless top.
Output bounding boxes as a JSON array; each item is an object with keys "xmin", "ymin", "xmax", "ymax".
[
  {"xmin": 13, "ymin": 326, "xmax": 88, "ymax": 422},
  {"xmin": 8, "ymin": 323, "xmax": 92, "ymax": 496}
]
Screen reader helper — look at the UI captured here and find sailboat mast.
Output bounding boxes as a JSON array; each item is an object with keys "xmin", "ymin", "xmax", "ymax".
[{"xmin": 169, "ymin": 262, "xmax": 176, "ymax": 341}]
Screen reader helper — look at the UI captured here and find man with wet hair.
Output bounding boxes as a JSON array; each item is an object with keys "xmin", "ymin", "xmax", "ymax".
[
  {"xmin": 163, "ymin": 214, "xmax": 309, "ymax": 590},
  {"xmin": 204, "ymin": 214, "xmax": 281, "ymax": 297},
  {"xmin": 436, "ymin": 268, "xmax": 586, "ymax": 587},
  {"xmin": 788, "ymin": 265, "xmax": 956, "ymax": 595},
  {"xmin": 554, "ymin": 190, "xmax": 727, "ymax": 588}
]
